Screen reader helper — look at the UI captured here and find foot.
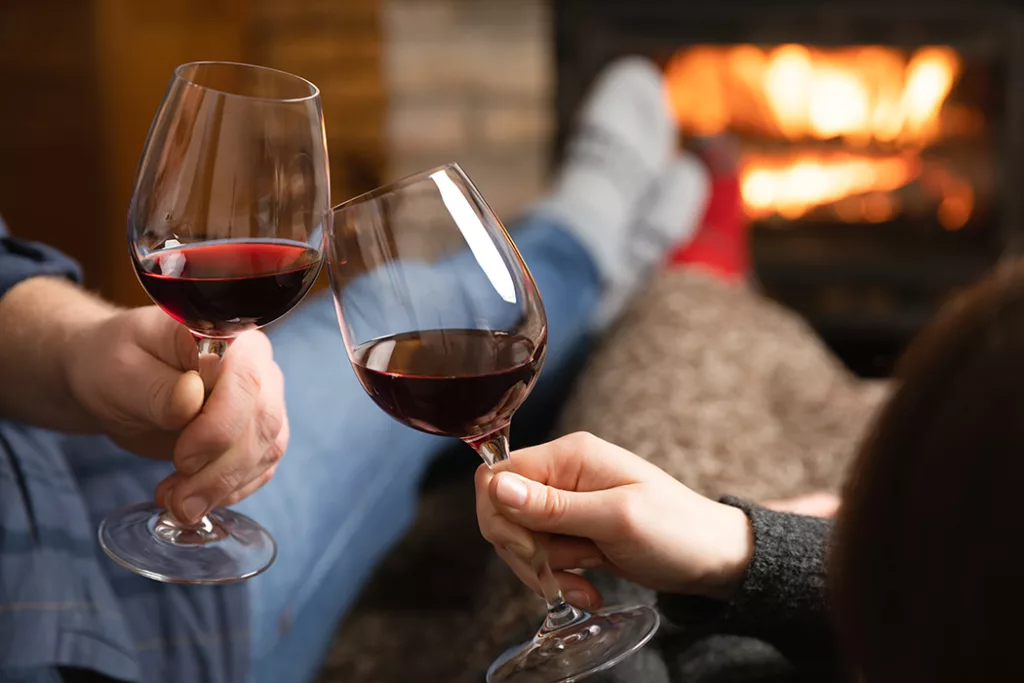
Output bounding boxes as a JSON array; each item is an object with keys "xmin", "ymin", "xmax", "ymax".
[
  {"xmin": 532, "ymin": 58, "xmax": 675, "ymax": 273},
  {"xmin": 667, "ymin": 137, "xmax": 750, "ymax": 282},
  {"xmin": 593, "ymin": 152, "xmax": 712, "ymax": 328},
  {"xmin": 529, "ymin": 56, "xmax": 681, "ymax": 326}
]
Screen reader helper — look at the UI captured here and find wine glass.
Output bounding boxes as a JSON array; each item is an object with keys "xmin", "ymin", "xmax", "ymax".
[
  {"xmin": 325, "ymin": 163, "xmax": 659, "ymax": 683},
  {"xmin": 99, "ymin": 61, "xmax": 329, "ymax": 584}
]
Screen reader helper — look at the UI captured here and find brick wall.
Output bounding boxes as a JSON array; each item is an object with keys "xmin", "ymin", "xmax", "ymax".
[
  {"xmin": 252, "ymin": 0, "xmax": 388, "ymax": 203},
  {"xmin": 383, "ymin": 0, "xmax": 554, "ymax": 222}
]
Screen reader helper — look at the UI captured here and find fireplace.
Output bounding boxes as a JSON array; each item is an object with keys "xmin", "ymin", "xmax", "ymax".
[{"xmin": 554, "ymin": 0, "xmax": 1024, "ymax": 376}]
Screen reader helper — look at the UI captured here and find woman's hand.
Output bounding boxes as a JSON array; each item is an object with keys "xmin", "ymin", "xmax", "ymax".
[
  {"xmin": 764, "ymin": 492, "xmax": 840, "ymax": 518},
  {"xmin": 475, "ymin": 432, "xmax": 753, "ymax": 610}
]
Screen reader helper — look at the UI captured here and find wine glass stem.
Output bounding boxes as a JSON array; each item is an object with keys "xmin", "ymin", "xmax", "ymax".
[
  {"xmin": 196, "ymin": 336, "xmax": 230, "ymax": 358},
  {"xmin": 154, "ymin": 335, "xmax": 234, "ymax": 536},
  {"xmin": 195, "ymin": 336, "xmax": 231, "ymax": 391},
  {"xmin": 475, "ymin": 429, "xmax": 587, "ymax": 635}
]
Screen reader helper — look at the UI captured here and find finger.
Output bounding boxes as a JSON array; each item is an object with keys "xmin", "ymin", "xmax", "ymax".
[
  {"xmin": 555, "ymin": 571, "xmax": 603, "ymax": 610},
  {"xmin": 499, "ymin": 432, "xmax": 657, "ymax": 492},
  {"xmin": 764, "ymin": 492, "xmax": 840, "ymax": 518},
  {"xmin": 170, "ymin": 391, "xmax": 286, "ymax": 523},
  {"xmin": 159, "ymin": 371, "xmax": 205, "ymax": 430},
  {"xmin": 170, "ymin": 421, "xmax": 286, "ymax": 523},
  {"xmin": 171, "ymin": 335, "xmax": 268, "ymax": 474},
  {"xmin": 220, "ymin": 463, "xmax": 279, "ymax": 507},
  {"xmin": 476, "ymin": 464, "xmax": 537, "ymax": 553},
  {"xmin": 131, "ymin": 307, "xmax": 200, "ymax": 371},
  {"xmin": 500, "ymin": 532, "xmax": 603, "ymax": 571},
  {"xmin": 119, "ymin": 309, "xmax": 205, "ymax": 431},
  {"xmin": 476, "ymin": 467, "xmax": 605, "ymax": 570},
  {"xmin": 496, "ymin": 546, "xmax": 544, "ymax": 594},
  {"xmin": 125, "ymin": 348, "xmax": 203, "ymax": 432},
  {"xmin": 495, "ymin": 547, "xmax": 603, "ymax": 610},
  {"xmin": 488, "ymin": 470, "xmax": 626, "ymax": 539},
  {"xmin": 217, "ymin": 416, "xmax": 288, "ymax": 507},
  {"xmin": 542, "ymin": 537, "xmax": 604, "ymax": 571},
  {"xmin": 155, "ymin": 471, "xmax": 187, "ymax": 510}
]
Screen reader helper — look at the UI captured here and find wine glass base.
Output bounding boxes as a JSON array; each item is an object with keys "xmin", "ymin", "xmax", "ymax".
[
  {"xmin": 487, "ymin": 604, "xmax": 660, "ymax": 683},
  {"xmin": 98, "ymin": 502, "xmax": 276, "ymax": 584}
]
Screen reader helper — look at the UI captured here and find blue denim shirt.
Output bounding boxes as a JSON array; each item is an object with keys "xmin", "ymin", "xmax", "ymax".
[{"xmin": 0, "ymin": 218, "xmax": 247, "ymax": 682}]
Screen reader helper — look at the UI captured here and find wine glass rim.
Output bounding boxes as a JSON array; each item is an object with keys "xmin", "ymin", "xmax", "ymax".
[
  {"xmin": 174, "ymin": 61, "xmax": 321, "ymax": 103},
  {"xmin": 329, "ymin": 162, "xmax": 463, "ymax": 213}
]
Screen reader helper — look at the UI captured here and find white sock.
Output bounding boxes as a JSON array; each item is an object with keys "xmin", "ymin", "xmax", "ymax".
[
  {"xmin": 531, "ymin": 57, "xmax": 676, "ymax": 282},
  {"xmin": 593, "ymin": 152, "xmax": 712, "ymax": 328}
]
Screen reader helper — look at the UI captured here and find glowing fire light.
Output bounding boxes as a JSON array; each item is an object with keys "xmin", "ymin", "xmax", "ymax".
[
  {"xmin": 741, "ymin": 153, "xmax": 920, "ymax": 221},
  {"xmin": 665, "ymin": 45, "xmax": 972, "ymax": 225}
]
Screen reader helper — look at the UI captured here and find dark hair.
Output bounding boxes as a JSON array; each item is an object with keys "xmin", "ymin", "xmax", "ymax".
[{"xmin": 831, "ymin": 263, "xmax": 1024, "ymax": 683}]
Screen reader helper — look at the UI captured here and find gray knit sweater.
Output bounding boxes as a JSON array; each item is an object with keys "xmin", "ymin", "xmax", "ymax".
[{"xmin": 593, "ymin": 498, "xmax": 845, "ymax": 683}]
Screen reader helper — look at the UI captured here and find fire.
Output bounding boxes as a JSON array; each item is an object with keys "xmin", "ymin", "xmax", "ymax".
[
  {"xmin": 665, "ymin": 45, "xmax": 972, "ymax": 225},
  {"xmin": 741, "ymin": 152, "xmax": 920, "ymax": 222}
]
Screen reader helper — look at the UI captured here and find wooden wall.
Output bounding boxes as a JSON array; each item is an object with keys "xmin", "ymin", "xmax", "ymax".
[{"xmin": 0, "ymin": 0, "xmax": 385, "ymax": 306}]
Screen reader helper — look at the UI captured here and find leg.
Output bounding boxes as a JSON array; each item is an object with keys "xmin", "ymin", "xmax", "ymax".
[
  {"xmin": 244, "ymin": 56, "xmax": 707, "ymax": 682},
  {"xmin": 241, "ymin": 215, "xmax": 603, "ymax": 683}
]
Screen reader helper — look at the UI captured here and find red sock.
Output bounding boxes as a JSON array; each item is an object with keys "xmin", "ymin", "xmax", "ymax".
[{"xmin": 667, "ymin": 139, "xmax": 749, "ymax": 282}]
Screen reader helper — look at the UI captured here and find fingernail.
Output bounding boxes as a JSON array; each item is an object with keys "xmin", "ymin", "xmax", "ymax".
[
  {"xmin": 580, "ymin": 557, "xmax": 603, "ymax": 569},
  {"xmin": 495, "ymin": 473, "xmax": 528, "ymax": 509},
  {"xmin": 181, "ymin": 495, "xmax": 209, "ymax": 523},
  {"xmin": 503, "ymin": 543, "xmax": 534, "ymax": 560},
  {"xmin": 565, "ymin": 590, "xmax": 591, "ymax": 608}
]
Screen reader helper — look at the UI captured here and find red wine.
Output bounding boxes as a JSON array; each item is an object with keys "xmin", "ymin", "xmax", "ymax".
[
  {"xmin": 134, "ymin": 239, "xmax": 321, "ymax": 337},
  {"xmin": 351, "ymin": 329, "xmax": 546, "ymax": 441}
]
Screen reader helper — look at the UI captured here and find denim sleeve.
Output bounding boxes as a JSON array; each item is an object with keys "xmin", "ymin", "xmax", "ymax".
[{"xmin": 0, "ymin": 216, "xmax": 83, "ymax": 297}]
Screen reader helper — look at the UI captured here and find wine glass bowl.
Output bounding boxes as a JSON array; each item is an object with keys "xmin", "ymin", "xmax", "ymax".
[
  {"xmin": 327, "ymin": 163, "xmax": 547, "ymax": 448},
  {"xmin": 101, "ymin": 61, "xmax": 329, "ymax": 585},
  {"xmin": 129, "ymin": 61, "xmax": 327, "ymax": 344},
  {"xmin": 326, "ymin": 164, "xmax": 658, "ymax": 683}
]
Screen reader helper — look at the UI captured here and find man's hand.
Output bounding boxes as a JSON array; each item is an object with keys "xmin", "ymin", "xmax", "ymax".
[
  {"xmin": 475, "ymin": 432, "xmax": 754, "ymax": 610},
  {"xmin": 65, "ymin": 306, "xmax": 288, "ymax": 523},
  {"xmin": 0, "ymin": 276, "xmax": 287, "ymax": 523}
]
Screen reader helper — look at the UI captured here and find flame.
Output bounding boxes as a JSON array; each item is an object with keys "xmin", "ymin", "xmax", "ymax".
[
  {"xmin": 666, "ymin": 45, "xmax": 971, "ymax": 224},
  {"xmin": 741, "ymin": 153, "xmax": 921, "ymax": 221}
]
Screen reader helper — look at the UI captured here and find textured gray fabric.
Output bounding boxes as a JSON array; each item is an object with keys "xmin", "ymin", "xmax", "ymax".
[
  {"xmin": 657, "ymin": 499, "xmax": 844, "ymax": 683},
  {"xmin": 559, "ymin": 269, "xmax": 888, "ymax": 503},
  {"xmin": 316, "ymin": 271, "xmax": 872, "ymax": 682}
]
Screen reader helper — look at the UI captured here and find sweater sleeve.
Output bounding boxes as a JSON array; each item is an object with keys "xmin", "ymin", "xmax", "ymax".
[{"xmin": 657, "ymin": 497, "xmax": 846, "ymax": 681}]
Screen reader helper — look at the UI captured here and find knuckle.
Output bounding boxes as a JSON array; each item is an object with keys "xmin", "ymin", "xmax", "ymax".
[
  {"xmin": 255, "ymin": 401, "xmax": 285, "ymax": 446},
  {"xmin": 233, "ymin": 362, "xmax": 263, "ymax": 402},
  {"xmin": 210, "ymin": 466, "xmax": 246, "ymax": 501},
  {"xmin": 474, "ymin": 464, "xmax": 493, "ymax": 491},
  {"xmin": 200, "ymin": 423, "xmax": 235, "ymax": 455},
  {"xmin": 172, "ymin": 445, "xmax": 196, "ymax": 472},
  {"xmin": 563, "ymin": 431, "xmax": 600, "ymax": 454},
  {"xmin": 540, "ymin": 486, "xmax": 568, "ymax": 522},
  {"xmin": 263, "ymin": 438, "xmax": 285, "ymax": 466},
  {"xmin": 111, "ymin": 342, "xmax": 137, "ymax": 372},
  {"xmin": 477, "ymin": 520, "xmax": 497, "ymax": 544},
  {"xmin": 616, "ymin": 491, "xmax": 644, "ymax": 538},
  {"xmin": 145, "ymin": 379, "xmax": 170, "ymax": 420}
]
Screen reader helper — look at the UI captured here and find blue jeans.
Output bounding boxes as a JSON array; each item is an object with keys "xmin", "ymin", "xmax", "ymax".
[{"xmin": 239, "ymin": 217, "xmax": 601, "ymax": 683}]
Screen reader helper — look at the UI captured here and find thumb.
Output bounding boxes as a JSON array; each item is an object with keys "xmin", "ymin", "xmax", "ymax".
[
  {"xmin": 147, "ymin": 369, "xmax": 205, "ymax": 430},
  {"xmin": 490, "ymin": 471, "xmax": 618, "ymax": 539}
]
